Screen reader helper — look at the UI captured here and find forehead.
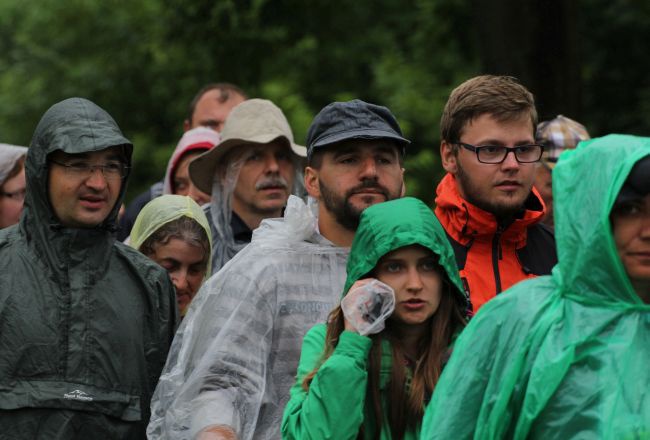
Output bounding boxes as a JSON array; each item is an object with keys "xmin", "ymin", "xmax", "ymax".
[
  {"xmin": 241, "ymin": 139, "xmax": 291, "ymax": 155},
  {"xmin": 324, "ymin": 138, "xmax": 401, "ymax": 157},
  {"xmin": 194, "ymin": 90, "xmax": 244, "ymax": 117},
  {"xmin": 379, "ymin": 244, "xmax": 433, "ymax": 261},
  {"xmin": 49, "ymin": 145, "xmax": 124, "ymax": 162},
  {"xmin": 460, "ymin": 113, "xmax": 535, "ymax": 143}
]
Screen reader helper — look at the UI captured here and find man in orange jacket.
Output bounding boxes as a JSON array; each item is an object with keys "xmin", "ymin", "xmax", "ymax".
[{"xmin": 435, "ymin": 75, "xmax": 557, "ymax": 313}]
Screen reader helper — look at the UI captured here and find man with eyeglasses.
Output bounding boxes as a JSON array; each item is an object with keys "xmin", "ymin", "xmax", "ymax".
[
  {"xmin": 435, "ymin": 75, "xmax": 557, "ymax": 313},
  {"xmin": 0, "ymin": 98, "xmax": 177, "ymax": 438}
]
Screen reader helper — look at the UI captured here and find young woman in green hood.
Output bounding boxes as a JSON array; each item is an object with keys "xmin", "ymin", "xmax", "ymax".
[{"xmin": 282, "ymin": 197, "xmax": 468, "ymax": 440}]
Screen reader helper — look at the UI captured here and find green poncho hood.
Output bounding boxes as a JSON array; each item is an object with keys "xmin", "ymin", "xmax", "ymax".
[
  {"xmin": 421, "ymin": 135, "xmax": 650, "ymax": 439},
  {"xmin": 343, "ymin": 197, "xmax": 467, "ymax": 310},
  {"xmin": 554, "ymin": 134, "xmax": 649, "ymax": 307}
]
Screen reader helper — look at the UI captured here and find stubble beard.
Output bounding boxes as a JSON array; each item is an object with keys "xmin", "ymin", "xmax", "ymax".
[{"xmin": 456, "ymin": 162, "xmax": 528, "ymax": 220}]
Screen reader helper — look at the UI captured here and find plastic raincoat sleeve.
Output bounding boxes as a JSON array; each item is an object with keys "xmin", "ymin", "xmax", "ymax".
[
  {"xmin": 282, "ymin": 324, "xmax": 372, "ymax": 440},
  {"xmin": 180, "ymin": 271, "xmax": 276, "ymax": 438}
]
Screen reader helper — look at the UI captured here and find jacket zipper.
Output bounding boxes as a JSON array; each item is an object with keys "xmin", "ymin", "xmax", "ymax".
[{"xmin": 492, "ymin": 224, "xmax": 504, "ymax": 295}]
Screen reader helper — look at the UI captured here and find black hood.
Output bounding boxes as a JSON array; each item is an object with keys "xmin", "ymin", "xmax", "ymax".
[{"xmin": 24, "ymin": 97, "xmax": 133, "ymax": 231}]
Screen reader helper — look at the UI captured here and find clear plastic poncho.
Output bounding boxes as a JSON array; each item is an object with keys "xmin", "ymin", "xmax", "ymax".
[
  {"xmin": 129, "ymin": 194, "xmax": 213, "ymax": 279},
  {"xmin": 421, "ymin": 134, "xmax": 650, "ymax": 439},
  {"xmin": 148, "ymin": 195, "xmax": 349, "ymax": 440}
]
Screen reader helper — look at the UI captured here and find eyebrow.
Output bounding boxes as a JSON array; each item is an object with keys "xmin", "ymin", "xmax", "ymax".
[{"xmin": 474, "ymin": 139, "xmax": 535, "ymax": 146}]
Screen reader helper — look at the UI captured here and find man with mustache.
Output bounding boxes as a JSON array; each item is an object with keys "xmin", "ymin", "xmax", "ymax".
[
  {"xmin": 435, "ymin": 75, "xmax": 557, "ymax": 313},
  {"xmin": 148, "ymin": 99, "xmax": 408, "ymax": 440},
  {"xmin": 188, "ymin": 99, "xmax": 306, "ymax": 272}
]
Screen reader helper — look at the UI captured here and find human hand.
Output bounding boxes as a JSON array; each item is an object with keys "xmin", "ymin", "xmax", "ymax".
[{"xmin": 341, "ymin": 279, "xmax": 395, "ymax": 336}]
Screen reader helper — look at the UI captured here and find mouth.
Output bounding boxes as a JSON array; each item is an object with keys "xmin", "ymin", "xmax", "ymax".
[
  {"xmin": 495, "ymin": 180, "xmax": 522, "ymax": 192},
  {"xmin": 402, "ymin": 298, "xmax": 426, "ymax": 310},
  {"xmin": 79, "ymin": 195, "xmax": 107, "ymax": 209}
]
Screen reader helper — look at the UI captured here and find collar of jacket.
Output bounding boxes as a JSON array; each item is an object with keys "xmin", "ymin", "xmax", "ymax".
[{"xmin": 434, "ymin": 173, "xmax": 545, "ymax": 248}]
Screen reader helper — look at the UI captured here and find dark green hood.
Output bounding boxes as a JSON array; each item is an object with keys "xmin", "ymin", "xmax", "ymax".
[
  {"xmin": 343, "ymin": 197, "xmax": 467, "ymax": 309},
  {"xmin": 24, "ymin": 97, "xmax": 132, "ymax": 232},
  {"xmin": 553, "ymin": 134, "xmax": 650, "ymax": 308}
]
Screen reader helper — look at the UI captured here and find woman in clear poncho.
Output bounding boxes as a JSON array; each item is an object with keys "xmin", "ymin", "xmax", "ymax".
[
  {"xmin": 131, "ymin": 194, "xmax": 212, "ymax": 316},
  {"xmin": 421, "ymin": 134, "xmax": 650, "ymax": 439},
  {"xmin": 282, "ymin": 197, "xmax": 469, "ymax": 439}
]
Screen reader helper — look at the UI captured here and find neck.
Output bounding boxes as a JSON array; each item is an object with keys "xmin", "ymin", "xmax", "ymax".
[
  {"xmin": 391, "ymin": 320, "xmax": 428, "ymax": 360},
  {"xmin": 232, "ymin": 205, "xmax": 281, "ymax": 231},
  {"xmin": 632, "ymin": 280, "xmax": 650, "ymax": 304},
  {"xmin": 317, "ymin": 206, "xmax": 355, "ymax": 247}
]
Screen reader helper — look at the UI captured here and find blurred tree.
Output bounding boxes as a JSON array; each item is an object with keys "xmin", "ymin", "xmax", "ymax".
[{"xmin": 1, "ymin": 0, "xmax": 648, "ymax": 205}]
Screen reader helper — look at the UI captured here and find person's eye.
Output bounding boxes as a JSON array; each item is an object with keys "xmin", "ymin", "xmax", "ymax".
[
  {"xmin": 420, "ymin": 258, "xmax": 438, "ymax": 272},
  {"xmin": 382, "ymin": 261, "xmax": 402, "ymax": 273},
  {"xmin": 481, "ymin": 146, "xmax": 502, "ymax": 154},
  {"xmin": 69, "ymin": 162, "xmax": 90, "ymax": 171},
  {"xmin": 247, "ymin": 152, "xmax": 263, "ymax": 162},
  {"xmin": 104, "ymin": 162, "xmax": 123, "ymax": 173},
  {"xmin": 376, "ymin": 154, "xmax": 394, "ymax": 165},
  {"xmin": 338, "ymin": 155, "xmax": 358, "ymax": 164},
  {"xmin": 517, "ymin": 145, "xmax": 534, "ymax": 153},
  {"xmin": 613, "ymin": 201, "xmax": 643, "ymax": 217},
  {"xmin": 189, "ymin": 265, "xmax": 205, "ymax": 275}
]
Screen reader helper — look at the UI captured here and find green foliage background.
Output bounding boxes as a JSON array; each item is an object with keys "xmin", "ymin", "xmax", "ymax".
[{"xmin": 1, "ymin": 0, "xmax": 649, "ymax": 204}]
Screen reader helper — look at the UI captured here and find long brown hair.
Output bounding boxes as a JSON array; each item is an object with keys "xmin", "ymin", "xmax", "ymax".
[{"xmin": 302, "ymin": 269, "xmax": 466, "ymax": 439}]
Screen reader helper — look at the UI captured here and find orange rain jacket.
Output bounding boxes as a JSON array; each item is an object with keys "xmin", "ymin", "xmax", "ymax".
[{"xmin": 434, "ymin": 174, "xmax": 557, "ymax": 312}]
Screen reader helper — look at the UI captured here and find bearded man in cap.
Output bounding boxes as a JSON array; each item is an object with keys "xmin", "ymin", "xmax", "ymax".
[
  {"xmin": 148, "ymin": 99, "xmax": 408, "ymax": 440},
  {"xmin": 188, "ymin": 98, "xmax": 306, "ymax": 272}
]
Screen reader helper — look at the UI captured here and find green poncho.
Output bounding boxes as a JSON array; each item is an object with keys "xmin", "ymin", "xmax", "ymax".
[{"xmin": 421, "ymin": 134, "xmax": 650, "ymax": 439}]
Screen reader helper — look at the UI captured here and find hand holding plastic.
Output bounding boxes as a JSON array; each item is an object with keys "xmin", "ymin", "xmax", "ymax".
[{"xmin": 341, "ymin": 279, "xmax": 395, "ymax": 336}]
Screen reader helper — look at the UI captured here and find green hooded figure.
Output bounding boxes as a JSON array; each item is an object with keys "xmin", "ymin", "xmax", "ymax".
[
  {"xmin": 421, "ymin": 134, "xmax": 650, "ymax": 439},
  {"xmin": 0, "ymin": 98, "xmax": 177, "ymax": 438},
  {"xmin": 283, "ymin": 197, "xmax": 468, "ymax": 439}
]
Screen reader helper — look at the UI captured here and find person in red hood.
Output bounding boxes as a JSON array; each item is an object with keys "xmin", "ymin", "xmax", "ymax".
[{"xmin": 435, "ymin": 75, "xmax": 557, "ymax": 313}]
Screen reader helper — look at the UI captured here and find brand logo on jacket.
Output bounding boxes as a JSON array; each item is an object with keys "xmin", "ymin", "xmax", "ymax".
[{"xmin": 63, "ymin": 389, "xmax": 94, "ymax": 402}]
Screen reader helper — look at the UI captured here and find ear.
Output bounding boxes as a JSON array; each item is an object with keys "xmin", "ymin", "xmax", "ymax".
[
  {"xmin": 183, "ymin": 120, "xmax": 191, "ymax": 132},
  {"xmin": 400, "ymin": 168, "xmax": 406, "ymax": 197},
  {"xmin": 441, "ymin": 141, "xmax": 458, "ymax": 174},
  {"xmin": 304, "ymin": 166, "xmax": 321, "ymax": 198}
]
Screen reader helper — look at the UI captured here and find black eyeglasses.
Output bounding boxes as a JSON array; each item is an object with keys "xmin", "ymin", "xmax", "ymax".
[
  {"xmin": 456, "ymin": 142, "xmax": 544, "ymax": 164},
  {"xmin": 50, "ymin": 160, "xmax": 129, "ymax": 180}
]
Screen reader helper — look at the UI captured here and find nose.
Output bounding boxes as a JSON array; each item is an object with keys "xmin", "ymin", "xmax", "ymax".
[
  {"xmin": 359, "ymin": 157, "xmax": 378, "ymax": 180},
  {"xmin": 84, "ymin": 167, "xmax": 108, "ymax": 189},
  {"xmin": 265, "ymin": 155, "xmax": 280, "ymax": 173},
  {"xmin": 406, "ymin": 267, "xmax": 424, "ymax": 292},
  {"xmin": 641, "ymin": 213, "xmax": 650, "ymax": 238},
  {"xmin": 171, "ymin": 270, "xmax": 190, "ymax": 294},
  {"xmin": 500, "ymin": 150, "xmax": 521, "ymax": 171}
]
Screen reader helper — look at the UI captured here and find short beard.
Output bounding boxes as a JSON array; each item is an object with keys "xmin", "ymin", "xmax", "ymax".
[
  {"xmin": 456, "ymin": 162, "xmax": 525, "ymax": 220},
  {"xmin": 319, "ymin": 179, "xmax": 393, "ymax": 232}
]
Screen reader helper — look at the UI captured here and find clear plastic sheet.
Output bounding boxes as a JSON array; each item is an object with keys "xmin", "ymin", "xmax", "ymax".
[
  {"xmin": 148, "ymin": 195, "xmax": 349, "ymax": 440},
  {"xmin": 341, "ymin": 279, "xmax": 395, "ymax": 336}
]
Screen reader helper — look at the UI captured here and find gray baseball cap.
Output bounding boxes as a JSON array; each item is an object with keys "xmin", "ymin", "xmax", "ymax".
[{"xmin": 306, "ymin": 99, "xmax": 410, "ymax": 159}]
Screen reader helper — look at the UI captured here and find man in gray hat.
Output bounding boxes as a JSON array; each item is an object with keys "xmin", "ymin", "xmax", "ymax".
[
  {"xmin": 148, "ymin": 99, "xmax": 408, "ymax": 440},
  {"xmin": 189, "ymin": 98, "xmax": 307, "ymax": 272}
]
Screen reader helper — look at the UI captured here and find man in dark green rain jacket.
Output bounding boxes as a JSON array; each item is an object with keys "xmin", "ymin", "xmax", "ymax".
[
  {"xmin": 0, "ymin": 98, "xmax": 178, "ymax": 438},
  {"xmin": 421, "ymin": 134, "xmax": 650, "ymax": 439}
]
